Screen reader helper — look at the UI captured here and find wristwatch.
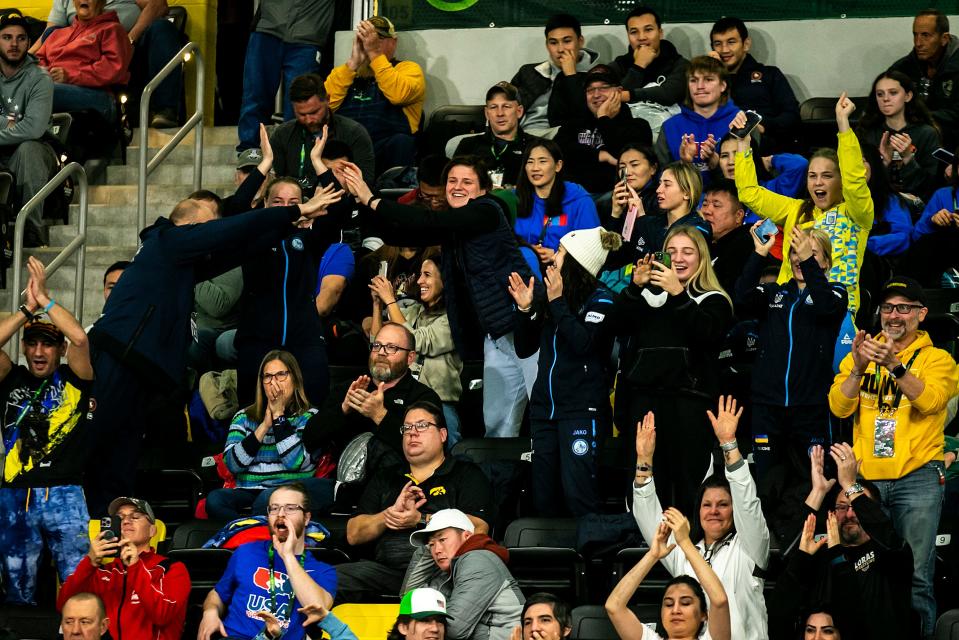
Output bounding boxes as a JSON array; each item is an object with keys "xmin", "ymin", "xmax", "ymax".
[
  {"xmin": 888, "ymin": 363, "xmax": 907, "ymax": 379},
  {"xmin": 844, "ymin": 482, "xmax": 864, "ymax": 498}
]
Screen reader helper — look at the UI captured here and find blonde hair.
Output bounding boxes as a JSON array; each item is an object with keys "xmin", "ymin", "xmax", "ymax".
[
  {"xmin": 807, "ymin": 228, "xmax": 834, "ymax": 268},
  {"xmin": 663, "ymin": 226, "xmax": 732, "ymax": 308},
  {"xmin": 662, "ymin": 162, "xmax": 702, "ymax": 217}
]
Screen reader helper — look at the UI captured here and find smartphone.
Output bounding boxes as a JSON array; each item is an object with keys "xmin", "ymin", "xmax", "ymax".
[
  {"xmin": 753, "ymin": 218, "xmax": 779, "ymax": 243},
  {"xmin": 99, "ymin": 515, "xmax": 121, "ymax": 557},
  {"xmin": 730, "ymin": 110, "xmax": 763, "ymax": 139},
  {"xmin": 652, "ymin": 251, "xmax": 671, "ymax": 270},
  {"xmin": 619, "ymin": 167, "xmax": 628, "ymax": 185},
  {"xmin": 378, "ymin": 260, "xmax": 388, "ymax": 279},
  {"xmin": 932, "ymin": 147, "xmax": 956, "ymax": 164}
]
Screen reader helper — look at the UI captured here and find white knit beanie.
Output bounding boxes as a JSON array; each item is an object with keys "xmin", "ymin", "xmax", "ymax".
[{"xmin": 559, "ymin": 227, "xmax": 622, "ymax": 277}]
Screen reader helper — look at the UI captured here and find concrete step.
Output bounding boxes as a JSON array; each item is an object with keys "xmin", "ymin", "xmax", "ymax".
[
  {"xmin": 87, "ymin": 183, "xmax": 235, "ymax": 206},
  {"xmin": 106, "ymin": 163, "xmax": 235, "ymax": 186},
  {"xmin": 49, "ymin": 224, "xmax": 139, "ymax": 247},
  {"xmin": 125, "ymin": 143, "xmax": 239, "ymax": 167},
  {"xmin": 130, "ymin": 126, "xmax": 238, "ymax": 148}
]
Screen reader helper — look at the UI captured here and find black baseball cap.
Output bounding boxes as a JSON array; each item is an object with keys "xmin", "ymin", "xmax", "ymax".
[
  {"xmin": 0, "ymin": 11, "xmax": 29, "ymax": 33},
  {"xmin": 485, "ymin": 81, "xmax": 522, "ymax": 104},
  {"xmin": 584, "ymin": 64, "xmax": 620, "ymax": 89},
  {"xmin": 879, "ymin": 276, "xmax": 925, "ymax": 305}
]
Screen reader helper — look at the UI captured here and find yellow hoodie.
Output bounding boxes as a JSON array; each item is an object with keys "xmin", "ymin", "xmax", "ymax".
[
  {"xmin": 325, "ymin": 55, "xmax": 425, "ymax": 133},
  {"xmin": 829, "ymin": 331, "xmax": 959, "ymax": 480},
  {"xmin": 735, "ymin": 129, "xmax": 874, "ymax": 314}
]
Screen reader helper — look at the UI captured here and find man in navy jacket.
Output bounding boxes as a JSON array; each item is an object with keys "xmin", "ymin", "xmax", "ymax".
[{"xmin": 85, "ymin": 192, "xmax": 341, "ymax": 513}]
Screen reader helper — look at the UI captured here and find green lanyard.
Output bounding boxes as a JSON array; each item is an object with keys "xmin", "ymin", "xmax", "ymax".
[
  {"xmin": 267, "ymin": 545, "xmax": 307, "ymax": 614},
  {"xmin": 2, "ymin": 377, "xmax": 50, "ymax": 452}
]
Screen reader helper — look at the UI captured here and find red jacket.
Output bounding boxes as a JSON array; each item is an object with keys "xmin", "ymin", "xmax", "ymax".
[
  {"xmin": 36, "ymin": 11, "xmax": 132, "ymax": 88},
  {"xmin": 57, "ymin": 550, "xmax": 191, "ymax": 640}
]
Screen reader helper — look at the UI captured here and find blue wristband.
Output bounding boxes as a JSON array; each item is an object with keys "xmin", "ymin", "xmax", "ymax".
[{"xmin": 42, "ymin": 299, "xmax": 55, "ymax": 313}]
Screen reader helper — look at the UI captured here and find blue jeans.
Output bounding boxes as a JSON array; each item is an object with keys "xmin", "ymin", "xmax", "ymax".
[
  {"xmin": 0, "ymin": 485, "xmax": 90, "ymax": 604},
  {"xmin": 482, "ymin": 333, "xmax": 538, "ymax": 437},
  {"xmin": 873, "ymin": 461, "xmax": 944, "ymax": 636},
  {"xmin": 135, "ymin": 18, "xmax": 184, "ymax": 112},
  {"xmin": 442, "ymin": 402, "xmax": 462, "ymax": 449},
  {"xmin": 237, "ymin": 32, "xmax": 321, "ymax": 151},
  {"xmin": 52, "ymin": 83, "xmax": 116, "ymax": 121}
]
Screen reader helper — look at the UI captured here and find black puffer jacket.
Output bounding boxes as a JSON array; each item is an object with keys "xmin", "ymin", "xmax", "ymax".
[{"xmin": 609, "ymin": 39, "xmax": 688, "ymax": 106}]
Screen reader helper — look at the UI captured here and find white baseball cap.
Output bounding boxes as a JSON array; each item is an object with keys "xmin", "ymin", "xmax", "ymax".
[
  {"xmin": 400, "ymin": 588, "xmax": 452, "ymax": 620},
  {"xmin": 409, "ymin": 508, "xmax": 475, "ymax": 546}
]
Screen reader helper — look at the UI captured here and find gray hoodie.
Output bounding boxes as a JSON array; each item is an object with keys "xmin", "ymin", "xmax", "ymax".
[{"xmin": 0, "ymin": 55, "xmax": 52, "ymax": 147}]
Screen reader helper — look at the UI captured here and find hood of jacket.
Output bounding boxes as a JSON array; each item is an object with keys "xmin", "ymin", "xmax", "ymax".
[
  {"xmin": 677, "ymin": 100, "xmax": 740, "ymax": 125},
  {"xmin": 882, "ymin": 329, "xmax": 935, "ymax": 358},
  {"xmin": 534, "ymin": 48, "xmax": 600, "ymax": 79},
  {"xmin": 560, "ymin": 180, "xmax": 593, "ymax": 207},
  {"xmin": 0, "ymin": 53, "xmax": 44, "ymax": 87},
  {"xmin": 617, "ymin": 38, "xmax": 683, "ymax": 71},
  {"xmin": 453, "ymin": 533, "xmax": 510, "ymax": 563}
]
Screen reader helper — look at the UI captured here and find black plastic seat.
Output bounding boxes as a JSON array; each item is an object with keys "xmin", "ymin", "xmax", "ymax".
[{"xmin": 503, "ymin": 517, "xmax": 586, "ymax": 602}]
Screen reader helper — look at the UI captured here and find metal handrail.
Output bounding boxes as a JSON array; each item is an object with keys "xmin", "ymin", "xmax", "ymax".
[
  {"xmin": 137, "ymin": 41, "xmax": 204, "ymax": 237},
  {"xmin": 8, "ymin": 162, "xmax": 88, "ymax": 362}
]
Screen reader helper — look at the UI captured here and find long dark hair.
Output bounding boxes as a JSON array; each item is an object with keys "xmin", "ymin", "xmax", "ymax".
[
  {"xmin": 718, "ymin": 132, "xmax": 772, "ymax": 182},
  {"xmin": 245, "ymin": 350, "xmax": 311, "ymax": 423},
  {"xmin": 516, "ymin": 140, "xmax": 566, "ymax": 219},
  {"xmin": 860, "ymin": 142, "xmax": 894, "ymax": 221},
  {"xmin": 617, "ymin": 143, "xmax": 660, "ymax": 191},
  {"xmin": 857, "ymin": 70, "xmax": 937, "ymax": 133},
  {"xmin": 657, "ymin": 576, "xmax": 708, "ymax": 638},
  {"xmin": 559, "ymin": 254, "xmax": 599, "ymax": 316},
  {"xmin": 796, "ymin": 605, "xmax": 845, "ymax": 640},
  {"xmin": 418, "ymin": 247, "xmax": 446, "ymax": 313}
]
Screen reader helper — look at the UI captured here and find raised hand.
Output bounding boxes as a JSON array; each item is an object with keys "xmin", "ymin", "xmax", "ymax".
[
  {"xmin": 254, "ymin": 611, "xmax": 283, "ymax": 639},
  {"xmin": 298, "ymin": 183, "xmax": 345, "ymax": 218},
  {"xmin": 649, "ymin": 260, "xmax": 683, "ymax": 295},
  {"xmin": 341, "ymin": 375, "xmax": 370, "ymax": 414},
  {"xmin": 809, "ymin": 445, "xmax": 836, "ymax": 495},
  {"xmin": 663, "ymin": 507, "xmax": 691, "ymax": 545},
  {"xmin": 507, "ymin": 272, "xmax": 535, "ymax": 310},
  {"xmin": 597, "ymin": 89, "xmax": 622, "ymax": 118},
  {"xmin": 632, "ymin": 44, "xmax": 657, "ymax": 69},
  {"xmin": 310, "ymin": 124, "xmax": 329, "ymax": 175},
  {"xmin": 340, "ymin": 161, "xmax": 373, "ymax": 204},
  {"xmin": 631, "ymin": 254, "xmax": 653, "ymax": 287},
  {"xmin": 850, "ymin": 330, "xmax": 869, "ymax": 375},
  {"xmin": 729, "ymin": 110, "xmax": 748, "ymax": 132},
  {"xmin": 679, "ymin": 134, "xmax": 699, "ymax": 163},
  {"xmin": 835, "ymin": 91, "xmax": 856, "ymax": 131},
  {"xmin": 749, "ymin": 220, "xmax": 773, "ymax": 256},
  {"xmin": 369, "ymin": 275, "xmax": 397, "ymax": 306},
  {"xmin": 87, "ymin": 531, "xmax": 120, "ymax": 565},
  {"xmin": 798, "ymin": 513, "xmax": 827, "ymax": 556},
  {"xmin": 648, "ymin": 520, "xmax": 676, "ymax": 559},
  {"xmin": 706, "ymin": 395, "xmax": 743, "ymax": 444},
  {"xmin": 829, "ymin": 442, "xmax": 860, "ymax": 490},
  {"xmin": 825, "ymin": 510, "xmax": 840, "ymax": 548},
  {"xmin": 298, "ymin": 603, "xmax": 331, "ymax": 628},
  {"xmin": 544, "ymin": 264, "xmax": 564, "ymax": 301},
  {"xmin": 258, "ymin": 123, "xmax": 274, "ymax": 170},
  {"xmin": 789, "ymin": 225, "xmax": 813, "ymax": 262},
  {"xmin": 635, "ymin": 411, "xmax": 656, "ymax": 458}
]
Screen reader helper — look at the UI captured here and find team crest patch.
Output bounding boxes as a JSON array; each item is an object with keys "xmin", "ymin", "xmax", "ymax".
[
  {"xmin": 571, "ymin": 439, "xmax": 589, "ymax": 456},
  {"xmin": 429, "ymin": 486, "xmax": 447, "ymax": 496},
  {"xmin": 291, "ymin": 238, "xmax": 305, "ymax": 251},
  {"xmin": 751, "ymin": 71, "xmax": 763, "ymax": 83}
]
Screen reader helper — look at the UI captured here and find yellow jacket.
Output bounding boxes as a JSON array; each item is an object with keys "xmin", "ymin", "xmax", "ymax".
[
  {"xmin": 735, "ymin": 129, "xmax": 874, "ymax": 313},
  {"xmin": 829, "ymin": 331, "xmax": 959, "ymax": 480},
  {"xmin": 325, "ymin": 55, "xmax": 425, "ymax": 133}
]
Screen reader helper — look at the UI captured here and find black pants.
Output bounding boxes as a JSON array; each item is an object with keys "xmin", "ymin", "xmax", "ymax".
[
  {"xmin": 333, "ymin": 560, "xmax": 406, "ymax": 604},
  {"xmin": 236, "ymin": 339, "xmax": 330, "ymax": 408},
  {"xmin": 84, "ymin": 347, "xmax": 160, "ymax": 515},
  {"xmin": 619, "ymin": 390, "xmax": 714, "ymax": 515},
  {"xmin": 751, "ymin": 402, "xmax": 832, "ymax": 542},
  {"xmin": 531, "ymin": 417, "xmax": 608, "ymax": 517}
]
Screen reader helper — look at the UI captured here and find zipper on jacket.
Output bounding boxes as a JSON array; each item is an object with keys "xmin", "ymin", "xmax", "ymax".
[
  {"xmin": 548, "ymin": 328, "xmax": 559, "ymax": 420},
  {"xmin": 121, "ymin": 304, "xmax": 155, "ymax": 361},
  {"xmin": 281, "ymin": 242, "xmax": 290, "ymax": 346},
  {"xmin": 784, "ymin": 293, "xmax": 803, "ymax": 406},
  {"xmin": 117, "ymin": 570, "xmax": 127, "ymax": 640}
]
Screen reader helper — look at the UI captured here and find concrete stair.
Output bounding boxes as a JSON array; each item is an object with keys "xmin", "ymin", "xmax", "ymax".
[{"xmin": 0, "ymin": 125, "xmax": 240, "ymax": 328}]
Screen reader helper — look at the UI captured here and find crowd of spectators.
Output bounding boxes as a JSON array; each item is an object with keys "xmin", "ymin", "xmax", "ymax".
[{"xmin": 1, "ymin": 5, "xmax": 959, "ymax": 640}]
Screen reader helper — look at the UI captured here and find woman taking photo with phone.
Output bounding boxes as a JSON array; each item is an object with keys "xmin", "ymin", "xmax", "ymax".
[
  {"xmin": 606, "ymin": 506, "xmax": 731, "ymax": 640},
  {"xmin": 507, "ymin": 226, "xmax": 622, "ymax": 517},
  {"xmin": 734, "ymin": 93, "xmax": 874, "ymax": 316},
  {"xmin": 856, "ymin": 70, "xmax": 940, "ymax": 201},
  {"xmin": 614, "ymin": 225, "xmax": 733, "ymax": 513},
  {"xmin": 514, "ymin": 140, "xmax": 600, "ymax": 267}
]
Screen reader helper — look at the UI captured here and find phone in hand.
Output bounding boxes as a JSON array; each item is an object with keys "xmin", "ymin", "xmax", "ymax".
[
  {"xmin": 100, "ymin": 515, "xmax": 121, "ymax": 557},
  {"xmin": 730, "ymin": 110, "xmax": 763, "ymax": 139},
  {"xmin": 378, "ymin": 260, "xmax": 388, "ymax": 279},
  {"xmin": 619, "ymin": 167, "xmax": 628, "ymax": 185},
  {"xmin": 932, "ymin": 147, "xmax": 956, "ymax": 164},
  {"xmin": 651, "ymin": 251, "xmax": 672, "ymax": 270},
  {"xmin": 752, "ymin": 218, "xmax": 779, "ymax": 243}
]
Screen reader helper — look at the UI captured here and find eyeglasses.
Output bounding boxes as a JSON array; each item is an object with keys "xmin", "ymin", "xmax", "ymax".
[
  {"xmin": 262, "ymin": 370, "xmax": 290, "ymax": 383},
  {"xmin": 417, "ymin": 191, "xmax": 447, "ymax": 205},
  {"xmin": 267, "ymin": 504, "xmax": 305, "ymax": 515},
  {"xmin": 585, "ymin": 84, "xmax": 614, "ymax": 95},
  {"xmin": 400, "ymin": 421, "xmax": 438, "ymax": 435},
  {"xmin": 878, "ymin": 303, "xmax": 924, "ymax": 314},
  {"xmin": 834, "ymin": 505, "xmax": 853, "ymax": 513},
  {"xmin": 370, "ymin": 342, "xmax": 410, "ymax": 355}
]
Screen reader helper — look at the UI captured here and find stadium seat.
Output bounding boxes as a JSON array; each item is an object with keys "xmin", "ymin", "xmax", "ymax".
[
  {"xmin": 165, "ymin": 5, "xmax": 187, "ymax": 34},
  {"xmin": 169, "ymin": 519, "xmax": 230, "ymax": 550},
  {"xmin": 798, "ymin": 96, "xmax": 867, "ymax": 153},
  {"xmin": 0, "ymin": 604, "xmax": 61, "ymax": 639},
  {"xmin": 503, "ymin": 517, "xmax": 587, "ymax": 602},
  {"xmin": 611, "ymin": 547, "xmax": 672, "ymax": 601},
  {"xmin": 165, "ymin": 548, "xmax": 233, "ymax": 607},
  {"xmin": 48, "ymin": 112, "xmax": 73, "ymax": 146},
  {"xmin": 425, "ymin": 105, "xmax": 485, "ymax": 156},
  {"xmin": 331, "ymin": 603, "xmax": 400, "ymax": 640},
  {"xmin": 135, "ymin": 468, "xmax": 203, "ymax": 530},
  {"xmin": 456, "ymin": 359, "xmax": 486, "ymax": 440},
  {"xmin": 451, "ymin": 437, "xmax": 531, "ymax": 464},
  {"xmin": 570, "ymin": 604, "xmax": 661, "ymax": 640},
  {"xmin": 310, "ymin": 547, "xmax": 351, "ymax": 565},
  {"xmin": 452, "ymin": 436, "xmax": 532, "ymax": 533},
  {"xmin": 923, "ymin": 288, "xmax": 959, "ymax": 317},
  {"xmin": 937, "ymin": 609, "xmax": 959, "ymax": 640}
]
